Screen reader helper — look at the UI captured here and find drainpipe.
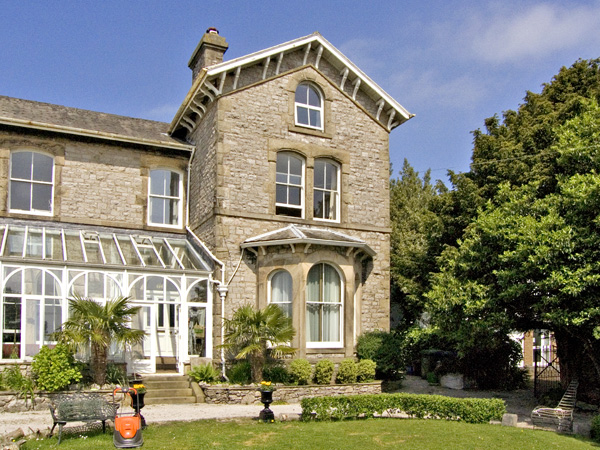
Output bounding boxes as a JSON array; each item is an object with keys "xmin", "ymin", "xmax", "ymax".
[
  {"xmin": 185, "ymin": 146, "xmax": 196, "ymax": 229},
  {"xmin": 216, "ymin": 283, "xmax": 229, "ymax": 379}
]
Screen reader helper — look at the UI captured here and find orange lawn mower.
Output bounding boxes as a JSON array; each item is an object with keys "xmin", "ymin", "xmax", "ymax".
[{"xmin": 112, "ymin": 387, "xmax": 144, "ymax": 448}]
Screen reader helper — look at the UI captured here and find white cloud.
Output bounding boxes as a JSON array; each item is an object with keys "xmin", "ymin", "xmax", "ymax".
[
  {"xmin": 462, "ymin": 3, "xmax": 600, "ymax": 64},
  {"xmin": 144, "ymin": 103, "xmax": 179, "ymax": 122}
]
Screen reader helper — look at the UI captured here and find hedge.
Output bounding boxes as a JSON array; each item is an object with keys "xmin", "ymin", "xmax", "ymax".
[{"xmin": 300, "ymin": 393, "xmax": 506, "ymax": 423}]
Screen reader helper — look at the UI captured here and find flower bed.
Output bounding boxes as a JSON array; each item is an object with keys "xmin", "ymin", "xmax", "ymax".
[{"xmin": 201, "ymin": 381, "xmax": 382, "ymax": 405}]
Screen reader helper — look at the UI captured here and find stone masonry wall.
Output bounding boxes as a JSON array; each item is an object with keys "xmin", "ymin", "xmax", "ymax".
[
  {"xmin": 201, "ymin": 381, "xmax": 382, "ymax": 405},
  {"xmin": 0, "ymin": 130, "xmax": 188, "ymax": 230},
  {"xmin": 189, "ymin": 65, "xmax": 393, "ymax": 358}
]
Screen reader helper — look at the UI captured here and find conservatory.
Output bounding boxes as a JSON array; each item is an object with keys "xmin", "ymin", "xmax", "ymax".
[{"xmin": 0, "ymin": 221, "xmax": 217, "ymax": 374}]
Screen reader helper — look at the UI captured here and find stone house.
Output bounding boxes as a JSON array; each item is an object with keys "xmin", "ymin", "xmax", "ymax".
[{"xmin": 0, "ymin": 29, "xmax": 412, "ymax": 374}]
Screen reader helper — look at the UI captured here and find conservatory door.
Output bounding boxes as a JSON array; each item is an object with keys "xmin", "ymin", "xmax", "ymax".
[
  {"xmin": 186, "ymin": 306, "xmax": 207, "ymax": 358},
  {"xmin": 128, "ymin": 305, "xmax": 156, "ymax": 374}
]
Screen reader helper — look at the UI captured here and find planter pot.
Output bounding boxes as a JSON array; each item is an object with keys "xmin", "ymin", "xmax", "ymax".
[
  {"xmin": 259, "ymin": 390, "xmax": 275, "ymax": 422},
  {"xmin": 130, "ymin": 392, "xmax": 146, "ymax": 411}
]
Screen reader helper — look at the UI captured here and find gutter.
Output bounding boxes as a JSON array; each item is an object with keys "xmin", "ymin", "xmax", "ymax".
[{"xmin": 0, "ymin": 116, "xmax": 193, "ymax": 152}]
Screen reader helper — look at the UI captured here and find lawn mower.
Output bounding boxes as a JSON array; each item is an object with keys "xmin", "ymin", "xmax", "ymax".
[{"xmin": 113, "ymin": 387, "xmax": 144, "ymax": 448}]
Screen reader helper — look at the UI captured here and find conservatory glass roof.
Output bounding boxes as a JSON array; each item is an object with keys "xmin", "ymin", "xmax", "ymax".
[{"xmin": 0, "ymin": 223, "xmax": 213, "ymax": 273}]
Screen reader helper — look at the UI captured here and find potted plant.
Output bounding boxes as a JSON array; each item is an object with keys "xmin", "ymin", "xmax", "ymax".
[
  {"xmin": 130, "ymin": 383, "xmax": 146, "ymax": 410},
  {"xmin": 258, "ymin": 381, "xmax": 275, "ymax": 422}
]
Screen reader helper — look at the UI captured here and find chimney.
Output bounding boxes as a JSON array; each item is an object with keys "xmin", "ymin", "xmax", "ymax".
[{"xmin": 188, "ymin": 27, "xmax": 229, "ymax": 82}]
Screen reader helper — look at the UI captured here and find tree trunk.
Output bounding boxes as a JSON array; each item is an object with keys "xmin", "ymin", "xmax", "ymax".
[
  {"xmin": 91, "ymin": 343, "xmax": 108, "ymax": 386},
  {"xmin": 250, "ymin": 352, "xmax": 265, "ymax": 383}
]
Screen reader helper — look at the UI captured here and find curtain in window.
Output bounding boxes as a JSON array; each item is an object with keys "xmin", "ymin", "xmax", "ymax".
[
  {"xmin": 271, "ymin": 271, "xmax": 292, "ymax": 317},
  {"xmin": 306, "ymin": 264, "xmax": 341, "ymax": 343}
]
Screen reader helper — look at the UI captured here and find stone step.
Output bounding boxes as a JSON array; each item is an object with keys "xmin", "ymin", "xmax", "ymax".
[
  {"xmin": 143, "ymin": 380, "xmax": 190, "ymax": 390},
  {"xmin": 144, "ymin": 396, "xmax": 197, "ymax": 405},
  {"xmin": 142, "ymin": 375, "xmax": 188, "ymax": 383},
  {"xmin": 145, "ymin": 388, "xmax": 193, "ymax": 398}
]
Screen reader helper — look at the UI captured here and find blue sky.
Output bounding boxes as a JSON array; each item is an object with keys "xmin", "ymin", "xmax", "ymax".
[{"xmin": 2, "ymin": 1, "xmax": 599, "ymax": 182}]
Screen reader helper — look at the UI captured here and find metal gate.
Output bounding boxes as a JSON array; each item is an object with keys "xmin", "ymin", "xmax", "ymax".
[{"xmin": 533, "ymin": 342, "xmax": 560, "ymax": 397}]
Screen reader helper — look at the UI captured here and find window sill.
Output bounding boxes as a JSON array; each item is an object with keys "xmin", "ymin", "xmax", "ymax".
[
  {"xmin": 146, "ymin": 222, "xmax": 184, "ymax": 230},
  {"xmin": 8, "ymin": 209, "xmax": 53, "ymax": 217},
  {"xmin": 306, "ymin": 342, "xmax": 343, "ymax": 349},
  {"xmin": 288, "ymin": 124, "xmax": 332, "ymax": 139}
]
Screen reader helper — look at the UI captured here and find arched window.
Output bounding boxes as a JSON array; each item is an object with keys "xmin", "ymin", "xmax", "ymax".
[
  {"xmin": 148, "ymin": 169, "xmax": 182, "ymax": 227},
  {"xmin": 295, "ymin": 84, "xmax": 323, "ymax": 130},
  {"xmin": 2, "ymin": 268, "xmax": 62, "ymax": 358},
  {"xmin": 269, "ymin": 270, "xmax": 292, "ymax": 318},
  {"xmin": 276, "ymin": 152, "xmax": 304, "ymax": 218},
  {"xmin": 313, "ymin": 159, "xmax": 340, "ymax": 221},
  {"xmin": 306, "ymin": 263, "xmax": 342, "ymax": 346},
  {"xmin": 9, "ymin": 151, "xmax": 54, "ymax": 214},
  {"xmin": 68, "ymin": 271, "xmax": 122, "ymax": 299}
]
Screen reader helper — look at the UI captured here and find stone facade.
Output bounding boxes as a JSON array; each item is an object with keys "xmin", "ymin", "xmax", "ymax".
[
  {"xmin": 0, "ymin": 129, "xmax": 189, "ymax": 230},
  {"xmin": 186, "ymin": 37, "xmax": 400, "ymax": 361}
]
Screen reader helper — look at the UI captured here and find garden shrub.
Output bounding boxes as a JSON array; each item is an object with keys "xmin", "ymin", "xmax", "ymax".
[
  {"xmin": 289, "ymin": 359, "xmax": 312, "ymax": 385},
  {"xmin": 31, "ymin": 344, "xmax": 82, "ymax": 392},
  {"xmin": 356, "ymin": 359, "xmax": 376, "ymax": 382},
  {"xmin": 1, "ymin": 364, "xmax": 35, "ymax": 405},
  {"xmin": 313, "ymin": 359, "xmax": 334, "ymax": 385},
  {"xmin": 262, "ymin": 364, "xmax": 289, "ymax": 384},
  {"xmin": 106, "ymin": 363, "xmax": 127, "ymax": 385},
  {"xmin": 356, "ymin": 330, "xmax": 405, "ymax": 379},
  {"xmin": 591, "ymin": 414, "xmax": 600, "ymax": 443},
  {"xmin": 189, "ymin": 363, "xmax": 220, "ymax": 383},
  {"xmin": 336, "ymin": 359, "xmax": 358, "ymax": 384},
  {"xmin": 227, "ymin": 361, "xmax": 252, "ymax": 384},
  {"xmin": 301, "ymin": 393, "xmax": 506, "ymax": 423}
]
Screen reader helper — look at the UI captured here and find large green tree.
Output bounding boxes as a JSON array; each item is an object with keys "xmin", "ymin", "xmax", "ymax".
[
  {"xmin": 55, "ymin": 296, "xmax": 146, "ymax": 385},
  {"xmin": 427, "ymin": 100, "xmax": 600, "ymax": 389},
  {"xmin": 389, "ymin": 160, "xmax": 443, "ymax": 327}
]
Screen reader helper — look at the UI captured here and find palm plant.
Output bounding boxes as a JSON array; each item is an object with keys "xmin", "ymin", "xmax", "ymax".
[
  {"xmin": 221, "ymin": 304, "xmax": 296, "ymax": 383},
  {"xmin": 54, "ymin": 295, "xmax": 146, "ymax": 385}
]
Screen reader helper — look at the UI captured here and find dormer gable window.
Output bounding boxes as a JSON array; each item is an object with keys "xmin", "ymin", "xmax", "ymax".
[{"xmin": 295, "ymin": 83, "xmax": 323, "ymax": 130}]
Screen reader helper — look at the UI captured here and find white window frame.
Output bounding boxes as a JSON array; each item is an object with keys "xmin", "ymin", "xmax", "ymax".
[
  {"xmin": 313, "ymin": 159, "xmax": 340, "ymax": 222},
  {"xmin": 8, "ymin": 150, "xmax": 55, "ymax": 216},
  {"xmin": 147, "ymin": 168, "xmax": 183, "ymax": 228},
  {"xmin": 268, "ymin": 270, "xmax": 293, "ymax": 318},
  {"xmin": 294, "ymin": 83, "xmax": 324, "ymax": 131},
  {"xmin": 275, "ymin": 152, "xmax": 305, "ymax": 218},
  {"xmin": 306, "ymin": 263, "xmax": 343, "ymax": 348}
]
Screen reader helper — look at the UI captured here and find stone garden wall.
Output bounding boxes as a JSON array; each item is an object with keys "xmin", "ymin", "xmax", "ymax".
[{"xmin": 201, "ymin": 381, "xmax": 382, "ymax": 405}]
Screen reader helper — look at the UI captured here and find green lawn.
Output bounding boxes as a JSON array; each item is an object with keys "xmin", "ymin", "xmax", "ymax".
[{"xmin": 22, "ymin": 418, "xmax": 596, "ymax": 450}]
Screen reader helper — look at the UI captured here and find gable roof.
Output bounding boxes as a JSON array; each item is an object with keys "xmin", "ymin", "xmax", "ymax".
[
  {"xmin": 241, "ymin": 224, "xmax": 376, "ymax": 257},
  {"xmin": 171, "ymin": 32, "xmax": 413, "ymax": 139},
  {"xmin": 0, "ymin": 95, "xmax": 192, "ymax": 151}
]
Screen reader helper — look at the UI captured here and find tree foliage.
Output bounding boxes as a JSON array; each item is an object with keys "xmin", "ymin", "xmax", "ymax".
[
  {"xmin": 221, "ymin": 304, "xmax": 296, "ymax": 383},
  {"xmin": 390, "ymin": 160, "xmax": 443, "ymax": 327},
  {"xmin": 427, "ymin": 99, "xmax": 600, "ymax": 387},
  {"xmin": 54, "ymin": 296, "xmax": 145, "ymax": 385}
]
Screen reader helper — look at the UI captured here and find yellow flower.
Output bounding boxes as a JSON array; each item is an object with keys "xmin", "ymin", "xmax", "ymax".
[{"xmin": 260, "ymin": 381, "xmax": 271, "ymax": 386}]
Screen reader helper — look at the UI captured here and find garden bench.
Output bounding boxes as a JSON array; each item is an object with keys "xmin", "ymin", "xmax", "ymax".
[
  {"xmin": 49, "ymin": 392, "xmax": 117, "ymax": 444},
  {"xmin": 531, "ymin": 379, "xmax": 578, "ymax": 432}
]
